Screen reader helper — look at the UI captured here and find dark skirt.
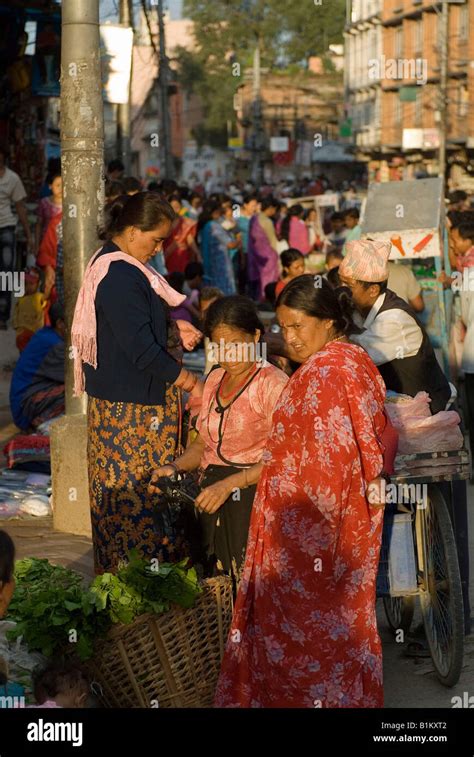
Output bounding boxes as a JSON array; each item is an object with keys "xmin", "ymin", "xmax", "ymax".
[
  {"xmin": 199, "ymin": 464, "xmax": 256, "ymax": 585},
  {"xmin": 87, "ymin": 388, "xmax": 189, "ymax": 574}
]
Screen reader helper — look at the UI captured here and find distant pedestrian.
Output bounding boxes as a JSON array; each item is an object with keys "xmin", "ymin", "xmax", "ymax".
[
  {"xmin": 106, "ymin": 158, "xmax": 125, "ymax": 182},
  {"xmin": 0, "ymin": 145, "xmax": 33, "ymax": 329},
  {"xmin": 247, "ymin": 196, "xmax": 280, "ymax": 301}
]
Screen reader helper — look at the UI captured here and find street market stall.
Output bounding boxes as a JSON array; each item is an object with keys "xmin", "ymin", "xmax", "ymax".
[{"xmin": 360, "ymin": 177, "xmax": 451, "ymax": 369}]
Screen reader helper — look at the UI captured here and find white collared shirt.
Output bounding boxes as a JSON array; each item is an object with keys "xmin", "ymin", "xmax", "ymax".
[
  {"xmin": 461, "ymin": 290, "xmax": 474, "ymax": 373},
  {"xmin": 351, "ymin": 293, "xmax": 423, "ymax": 366}
]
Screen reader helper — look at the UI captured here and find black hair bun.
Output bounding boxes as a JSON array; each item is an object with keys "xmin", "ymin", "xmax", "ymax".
[
  {"xmin": 334, "ymin": 285, "xmax": 363, "ymax": 336},
  {"xmin": 97, "ymin": 194, "xmax": 130, "ymax": 240}
]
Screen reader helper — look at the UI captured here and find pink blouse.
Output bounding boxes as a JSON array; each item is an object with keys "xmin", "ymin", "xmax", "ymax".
[{"xmin": 196, "ymin": 361, "xmax": 288, "ymax": 469}]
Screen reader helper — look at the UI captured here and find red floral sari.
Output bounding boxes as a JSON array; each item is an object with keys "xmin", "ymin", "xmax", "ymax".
[
  {"xmin": 214, "ymin": 341, "xmax": 387, "ymax": 708},
  {"xmin": 163, "ymin": 217, "xmax": 197, "ymax": 273}
]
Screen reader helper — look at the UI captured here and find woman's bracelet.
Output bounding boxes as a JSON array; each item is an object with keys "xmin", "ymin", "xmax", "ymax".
[
  {"xmin": 176, "ymin": 370, "xmax": 198, "ymax": 393},
  {"xmin": 242, "ymin": 468, "xmax": 249, "ymax": 489}
]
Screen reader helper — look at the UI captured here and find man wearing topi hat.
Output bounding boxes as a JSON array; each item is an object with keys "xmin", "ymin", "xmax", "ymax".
[
  {"xmin": 339, "ymin": 239, "xmax": 471, "ymax": 635},
  {"xmin": 339, "ymin": 238, "xmax": 451, "ymax": 415}
]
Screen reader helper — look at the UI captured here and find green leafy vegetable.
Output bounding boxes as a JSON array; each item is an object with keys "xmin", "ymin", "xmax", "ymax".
[{"xmin": 6, "ymin": 553, "xmax": 201, "ymax": 661}]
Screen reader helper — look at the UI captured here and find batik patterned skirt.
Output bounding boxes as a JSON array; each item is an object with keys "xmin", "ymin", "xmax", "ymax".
[{"xmin": 87, "ymin": 388, "xmax": 187, "ymax": 574}]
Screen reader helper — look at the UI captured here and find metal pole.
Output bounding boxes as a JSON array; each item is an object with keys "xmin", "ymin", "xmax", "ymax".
[
  {"xmin": 61, "ymin": 0, "xmax": 104, "ymax": 415},
  {"xmin": 157, "ymin": 0, "xmax": 174, "ymax": 179},
  {"xmin": 438, "ymin": 0, "xmax": 449, "ymax": 183},
  {"xmin": 117, "ymin": 0, "xmax": 133, "ymax": 174},
  {"xmin": 251, "ymin": 35, "xmax": 264, "ymax": 187}
]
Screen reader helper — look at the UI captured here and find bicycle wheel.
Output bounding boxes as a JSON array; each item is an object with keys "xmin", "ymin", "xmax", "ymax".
[
  {"xmin": 417, "ymin": 484, "xmax": 464, "ymax": 687},
  {"xmin": 383, "ymin": 595, "xmax": 415, "ymax": 636}
]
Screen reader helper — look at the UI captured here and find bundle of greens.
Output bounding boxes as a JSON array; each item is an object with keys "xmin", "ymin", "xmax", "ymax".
[
  {"xmin": 6, "ymin": 552, "xmax": 201, "ymax": 660},
  {"xmin": 90, "ymin": 551, "xmax": 200, "ymax": 624}
]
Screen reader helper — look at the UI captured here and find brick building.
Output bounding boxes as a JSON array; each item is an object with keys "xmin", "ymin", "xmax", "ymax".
[{"xmin": 345, "ymin": 0, "xmax": 474, "ymax": 184}]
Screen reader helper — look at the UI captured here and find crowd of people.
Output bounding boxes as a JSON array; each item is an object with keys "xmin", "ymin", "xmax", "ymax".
[{"xmin": 1, "ymin": 151, "xmax": 474, "ymax": 708}]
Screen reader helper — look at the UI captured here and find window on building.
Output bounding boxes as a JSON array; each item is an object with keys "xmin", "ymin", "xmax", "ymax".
[
  {"xmin": 352, "ymin": 0, "xmax": 362, "ymax": 23},
  {"xmin": 414, "ymin": 18, "xmax": 423, "ymax": 55},
  {"xmin": 370, "ymin": 28, "xmax": 377, "ymax": 61},
  {"xmin": 24, "ymin": 20, "xmax": 37, "ymax": 56},
  {"xmin": 459, "ymin": 4, "xmax": 469, "ymax": 42},
  {"xmin": 415, "ymin": 89, "xmax": 422, "ymax": 127},
  {"xmin": 364, "ymin": 101, "xmax": 371, "ymax": 126},
  {"xmin": 458, "ymin": 84, "xmax": 469, "ymax": 117},
  {"xmin": 395, "ymin": 96, "xmax": 402, "ymax": 125},
  {"xmin": 375, "ymin": 92, "xmax": 381, "ymax": 126},
  {"xmin": 395, "ymin": 25, "xmax": 403, "ymax": 60}
]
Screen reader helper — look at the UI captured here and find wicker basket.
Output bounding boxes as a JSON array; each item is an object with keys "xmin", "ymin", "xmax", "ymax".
[{"xmin": 86, "ymin": 576, "xmax": 233, "ymax": 708}]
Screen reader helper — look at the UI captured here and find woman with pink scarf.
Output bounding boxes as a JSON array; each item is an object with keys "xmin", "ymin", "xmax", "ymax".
[{"xmin": 72, "ymin": 192, "xmax": 202, "ymax": 574}]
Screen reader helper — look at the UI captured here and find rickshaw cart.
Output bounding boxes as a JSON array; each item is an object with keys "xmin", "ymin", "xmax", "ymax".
[
  {"xmin": 362, "ymin": 178, "xmax": 471, "ymax": 686},
  {"xmin": 380, "ymin": 449, "xmax": 470, "ymax": 687}
]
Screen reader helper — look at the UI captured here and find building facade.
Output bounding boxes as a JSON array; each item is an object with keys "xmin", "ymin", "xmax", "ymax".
[{"xmin": 345, "ymin": 0, "xmax": 474, "ymax": 184}]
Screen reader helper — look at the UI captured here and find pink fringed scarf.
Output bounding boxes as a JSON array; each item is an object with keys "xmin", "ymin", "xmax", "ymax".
[{"xmin": 71, "ymin": 249, "xmax": 200, "ymax": 397}]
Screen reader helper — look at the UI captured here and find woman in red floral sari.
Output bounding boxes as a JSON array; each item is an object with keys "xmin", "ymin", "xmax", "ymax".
[
  {"xmin": 163, "ymin": 214, "xmax": 199, "ymax": 274},
  {"xmin": 215, "ymin": 275, "xmax": 388, "ymax": 708}
]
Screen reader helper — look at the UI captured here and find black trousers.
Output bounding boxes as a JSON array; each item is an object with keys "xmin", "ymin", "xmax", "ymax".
[{"xmin": 199, "ymin": 464, "xmax": 256, "ymax": 588}]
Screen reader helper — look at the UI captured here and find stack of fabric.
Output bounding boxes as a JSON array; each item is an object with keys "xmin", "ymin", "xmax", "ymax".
[{"xmin": 3, "ymin": 435, "xmax": 50, "ymax": 472}]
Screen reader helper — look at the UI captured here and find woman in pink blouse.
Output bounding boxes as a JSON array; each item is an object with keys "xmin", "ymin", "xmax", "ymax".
[
  {"xmin": 278, "ymin": 203, "xmax": 311, "ymax": 255},
  {"xmin": 151, "ymin": 296, "xmax": 288, "ymax": 585}
]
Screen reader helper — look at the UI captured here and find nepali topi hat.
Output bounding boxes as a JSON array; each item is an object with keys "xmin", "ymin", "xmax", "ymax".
[{"xmin": 339, "ymin": 239, "xmax": 391, "ymax": 283}]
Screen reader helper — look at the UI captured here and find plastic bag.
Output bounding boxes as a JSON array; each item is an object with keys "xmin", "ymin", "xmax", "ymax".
[
  {"xmin": 19, "ymin": 495, "xmax": 51, "ymax": 517},
  {"xmin": 385, "ymin": 391, "xmax": 431, "ymax": 426},
  {"xmin": 387, "ymin": 410, "xmax": 463, "ymax": 454},
  {"xmin": 385, "ymin": 391, "xmax": 463, "ymax": 453}
]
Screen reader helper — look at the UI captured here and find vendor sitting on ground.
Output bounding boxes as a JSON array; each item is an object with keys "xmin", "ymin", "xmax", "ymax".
[{"xmin": 10, "ymin": 303, "xmax": 65, "ymax": 431}]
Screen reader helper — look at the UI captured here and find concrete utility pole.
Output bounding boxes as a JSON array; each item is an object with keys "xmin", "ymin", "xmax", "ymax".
[
  {"xmin": 117, "ymin": 0, "xmax": 133, "ymax": 174},
  {"xmin": 61, "ymin": 0, "xmax": 104, "ymax": 414},
  {"xmin": 438, "ymin": 0, "xmax": 449, "ymax": 184},
  {"xmin": 50, "ymin": 0, "xmax": 104, "ymax": 537},
  {"xmin": 251, "ymin": 35, "xmax": 264, "ymax": 187},
  {"xmin": 157, "ymin": 0, "xmax": 175, "ymax": 179}
]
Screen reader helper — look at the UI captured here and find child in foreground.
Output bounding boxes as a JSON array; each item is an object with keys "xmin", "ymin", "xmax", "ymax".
[
  {"xmin": 30, "ymin": 661, "xmax": 89, "ymax": 708},
  {"xmin": 0, "ymin": 530, "xmax": 26, "ymax": 708},
  {"xmin": 0, "ymin": 530, "xmax": 15, "ymax": 619}
]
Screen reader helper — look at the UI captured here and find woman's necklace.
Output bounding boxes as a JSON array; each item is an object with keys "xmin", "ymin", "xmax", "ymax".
[
  {"xmin": 326, "ymin": 335, "xmax": 346, "ymax": 345},
  {"xmin": 219, "ymin": 364, "xmax": 258, "ymax": 403}
]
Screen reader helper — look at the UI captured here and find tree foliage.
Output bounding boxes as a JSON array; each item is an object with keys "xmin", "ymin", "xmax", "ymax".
[{"xmin": 175, "ymin": 0, "xmax": 346, "ymax": 146}]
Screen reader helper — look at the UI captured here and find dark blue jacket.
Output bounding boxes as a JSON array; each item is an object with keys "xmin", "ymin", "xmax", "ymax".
[{"xmin": 83, "ymin": 243, "xmax": 181, "ymax": 405}]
